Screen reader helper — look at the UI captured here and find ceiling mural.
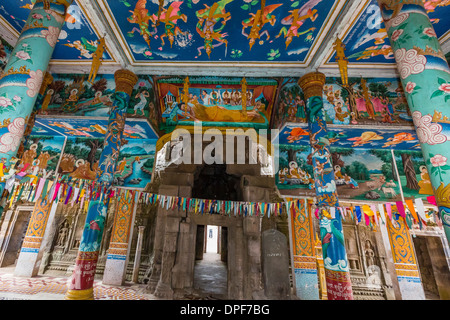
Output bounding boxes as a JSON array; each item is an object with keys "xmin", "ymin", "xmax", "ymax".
[
  {"xmin": 101, "ymin": 0, "xmax": 341, "ymax": 63},
  {"xmin": 0, "ymin": 0, "xmax": 448, "ymax": 76},
  {"xmin": 0, "ymin": 0, "xmax": 113, "ymax": 62},
  {"xmin": 324, "ymin": 0, "xmax": 450, "ymax": 67}
]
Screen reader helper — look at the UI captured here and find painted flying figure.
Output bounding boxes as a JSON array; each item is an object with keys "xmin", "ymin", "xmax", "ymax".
[
  {"xmin": 127, "ymin": 0, "xmax": 157, "ymax": 49},
  {"xmin": 195, "ymin": 0, "xmax": 233, "ymax": 58},
  {"xmin": 276, "ymin": 2, "xmax": 320, "ymax": 49},
  {"xmin": 241, "ymin": 1, "xmax": 283, "ymax": 50},
  {"xmin": 64, "ymin": 37, "xmax": 99, "ymax": 59},
  {"xmin": 151, "ymin": 1, "xmax": 188, "ymax": 48}
]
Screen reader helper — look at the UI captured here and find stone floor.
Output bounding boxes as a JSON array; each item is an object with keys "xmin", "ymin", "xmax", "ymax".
[
  {"xmin": 192, "ymin": 252, "xmax": 228, "ymax": 299},
  {"xmin": 0, "ymin": 265, "xmax": 157, "ymax": 300}
]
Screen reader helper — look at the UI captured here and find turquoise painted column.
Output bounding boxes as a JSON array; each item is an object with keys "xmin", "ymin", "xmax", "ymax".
[
  {"xmin": 377, "ymin": 0, "xmax": 450, "ymax": 245},
  {"xmin": 65, "ymin": 69, "xmax": 138, "ymax": 300},
  {"xmin": 0, "ymin": 0, "xmax": 72, "ymax": 170},
  {"xmin": 298, "ymin": 72, "xmax": 353, "ymax": 300}
]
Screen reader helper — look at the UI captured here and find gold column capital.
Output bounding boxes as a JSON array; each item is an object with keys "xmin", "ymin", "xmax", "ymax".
[
  {"xmin": 114, "ymin": 69, "xmax": 138, "ymax": 95},
  {"xmin": 298, "ymin": 72, "xmax": 326, "ymax": 100}
]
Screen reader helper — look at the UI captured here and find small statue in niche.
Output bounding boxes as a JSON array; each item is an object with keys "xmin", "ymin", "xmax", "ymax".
[
  {"xmin": 56, "ymin": 220, "xmax": 69, "ymax": 247},
  {"xmin": 364, "ymin": 239, "xmax": 376, "ymax": 267}
]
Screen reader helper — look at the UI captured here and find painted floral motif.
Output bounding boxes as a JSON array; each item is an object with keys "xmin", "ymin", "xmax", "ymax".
[
  {"xmin": 41, "ymin": 26, "xmax": 60, "ymax": 48},
  {"xmin": 423, "ymin": 27, "xmax": 437, "ymax": 38},
  {"xmin": 395, "ymin": 48, "xmax": 427, "ymax": 79},
  {"xmin": 412, "ymin": 111, "xmax": 447, "ymax": 145},
  {"xmin": 430, "ymin": 154, "xmax": 447, "ymax": 167},
  {"xmin": 0, "ymin": 94, "xmax": 21, "ymax": 114},
  {"xmin": 26, "ymin": 69, "xmax": 44, "ymax": 98},
  {"xmin": 0, "ymin": 117, "xmax": 25, "ymax": 153},
  {"xmin": 428, "ymin": 154, "xmax": 450, "ymax": 180},
  {"xmin": 405, "ymin": 81, "xmax": 421, "ymax": 96},
  {"xmin": 405, "ymin": 82, "xmax": 416, "ymax": 93},
  {"xmin": 391, "ymin": 29, "xmax": 404, "ymax": 41},
  {"xmin": 15, "ymin": 50, "xmax": 31, "ymax": 61},
  {"xmin": 431, "ymin": 78, "xmax": 450, "ymax": 102}
]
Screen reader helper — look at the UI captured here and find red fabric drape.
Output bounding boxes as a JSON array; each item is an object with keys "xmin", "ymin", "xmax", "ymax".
[
  {"xmin": 159, "ymin": 83, "xmax": 179, "ymax": 99},
  {"xmin": 252, "ymin": 85, "xmax": 275, "ymax": 104}
]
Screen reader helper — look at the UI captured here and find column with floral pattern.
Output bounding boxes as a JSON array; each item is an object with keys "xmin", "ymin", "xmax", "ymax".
[
  {"xmin": 377, "ymin": 0, "xmax": 450, "ymax": 245},
  {"xmin": 0, "ymin": 0, "xmax": 72, "ymax": 170},
  {"xmin": 298, "ymin": 72, "xmax": 353, "ymax": 300},
  {"xmin": 65, "ymin": 69, "xmax": 138, "ymax": 300}
]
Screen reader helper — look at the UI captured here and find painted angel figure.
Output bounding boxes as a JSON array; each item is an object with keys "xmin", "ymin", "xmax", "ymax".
[
  {"xmin": 275, "ymin": 5, "xmax": 319, "ymax": 49},
  {"xmin": 195, "ymin": 0, "xmax": 233, "ymax": 58},
  {"xmin": 241, "ymin": 2, "xmax": 282, "ymax": 50},
  {"xmin": 127, "ymin": 0, "xmax": 157, "ymax": 49},
  {"xmin": 151, "ymin": 1, "xmax": 188, "ymax": 48}
]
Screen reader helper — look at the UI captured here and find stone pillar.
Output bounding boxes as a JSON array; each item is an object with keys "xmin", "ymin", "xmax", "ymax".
[
  {"xmin": 0, "ymin": 0, "xmax": 72, "ymax": 169},
  {"xmin": 298, "ymin": 72, "xmax": 353, "ymax": 300},
  {"xmin": 102, "ymin": 192, "xmax": 137, "ymax": 286},
  {"xmin": 290, "ymin": 198, "xmax": 320, "ymax": 300},
  {"xmin": 384, "ymin": 213, "xmax": 425, "ymax": 299},
  {"xmin": 377, "ymin": 0, "xmax": 450, "ymax": 245},
  {"xmin": 132, "ymin": 226, "xmax": 145, "ymax": 283},
  {"xmin": 65, "ymin": 69, "xmax": 137, "ymax": 300},
  {"xmin": 14, "ymin": 196, "xmax": 57, "ymax": 277}
]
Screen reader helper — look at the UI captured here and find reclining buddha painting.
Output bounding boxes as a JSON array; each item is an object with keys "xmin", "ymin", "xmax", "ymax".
[{"xmin": 157, "ymin": 76, "xmax": 277, "ymax": 129}]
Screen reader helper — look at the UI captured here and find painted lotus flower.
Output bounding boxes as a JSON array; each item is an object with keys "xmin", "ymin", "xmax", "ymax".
[
  {"xmin": 395, "ymin": 48, "xmax": 426, "ymax": 79},
  {"xmin": 391, "ymin": 29, "xmax": 404, "ymax": 41},
  {"xmin": 0, "ymin": 117, "xmax": 25, "ymax": 153},
  {"xmin": 32, "ymin": 13, "xmax": 44, "ymax": 19},
  {"xmin": 423, "ymin": 27, "xmax": 437, "ymax": 38},
  {"xmin": 405, "ymin": 82, "xmax": 416, "ymax": 94},
  {"xmin": 431, "ymin": 154, "xmax": 447, "ymax": 167},
  {"xmin": 439, "ymin": 83, "xmax": 450, "ymax": 93},
  {"xmin": 0, "ymin": 97, "xmax": 12, "ymax": 108},
  {"xmin": 15, "ymin": 50, "xmax": 31, "ymax": 61}
]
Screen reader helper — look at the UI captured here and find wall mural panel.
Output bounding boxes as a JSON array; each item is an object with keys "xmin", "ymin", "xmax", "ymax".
[
  {"xmin": 157, "ymin": 76, "xmax": 277, "ymax": 129},
  {"xmin": 275, "ymin": 124, "xmax": 434, "ymax": 202},
  {"xmin": 274, "ymin": 77, "xmax": 412, "ymax": 128},
  {"xmin": 35, "ymin": 74, "xmax": 158, "ymax": 127},
  {"xmin": 19, "ymin": 116, "xmax": 158, "ymax": 189}
]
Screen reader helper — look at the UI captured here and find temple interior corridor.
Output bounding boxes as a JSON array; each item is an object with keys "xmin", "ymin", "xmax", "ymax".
[{"xmin": 0, "ymin": 0, "xmax": 449, "ymax": 304}]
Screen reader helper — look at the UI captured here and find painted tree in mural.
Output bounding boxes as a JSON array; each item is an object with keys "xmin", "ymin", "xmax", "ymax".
[
  {"xmin": 396, "ymin": 150, "xmax": 421, "ymax": 190},
  {"xmin": 331, "ymin": 147, "xmax": 354, "ymax": 169},
  {"xmin": 369, "ymin": 149, "xmax": 397, "ymax": 181},
  {"xmin": 332, "ymin": 77, "xmax": 360, "ymax": 121}
]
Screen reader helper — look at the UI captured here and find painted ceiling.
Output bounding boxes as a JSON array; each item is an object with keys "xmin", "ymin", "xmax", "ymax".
[
  {"xmin": 1, "ymin": 0, "xmax": 448, "ymax": 77},
  {"xmin": 322, "ymin": 0, "xmax": 450, "ymax": 70}
]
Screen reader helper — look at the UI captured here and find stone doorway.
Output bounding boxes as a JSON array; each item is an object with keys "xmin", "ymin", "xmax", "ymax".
[
  {"xmin": 193, "ymin": 224, "xmax": 228, "ymax": 299},
  {"xmin": 0, "ymin": 207, "xmax": 33, "ymax": 267},
  {"xmin": 413, "ymin": 235, "xmax": 450, "ymax": 300}
]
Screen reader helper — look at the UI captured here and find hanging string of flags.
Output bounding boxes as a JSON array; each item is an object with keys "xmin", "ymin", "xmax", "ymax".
[{"xmin": 1, "ymin": 174, "xmax": 442, "ymax": 228}]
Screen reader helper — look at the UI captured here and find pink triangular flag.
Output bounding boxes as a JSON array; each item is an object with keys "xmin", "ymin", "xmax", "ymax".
[{"xmin": 396, "ymin": 201, "xmax": 406, "ymax": 218}]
